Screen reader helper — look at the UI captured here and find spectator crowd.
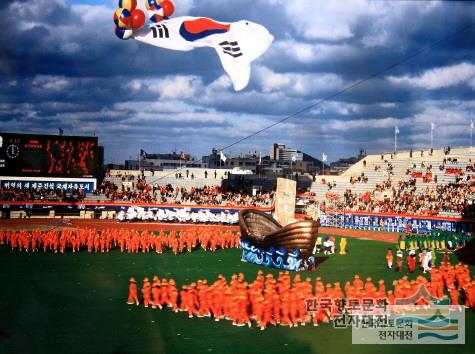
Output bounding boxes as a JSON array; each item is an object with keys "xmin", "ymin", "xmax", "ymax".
[
  {"xmin": 93, "ymin": 179, "xmax": 274, "ymax": 207},
  {"xmin": 322, "ymin": 180, "xmax": 474, "ymax": 216},
  {"xmin": 0, "ymin": 186, "xmax": 85, "ymax": 203}
]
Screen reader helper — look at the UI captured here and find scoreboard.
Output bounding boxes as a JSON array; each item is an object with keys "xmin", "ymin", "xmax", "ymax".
[{"xmin": 0, "ymin": 133, "xmax": 102, "ymax": 178}]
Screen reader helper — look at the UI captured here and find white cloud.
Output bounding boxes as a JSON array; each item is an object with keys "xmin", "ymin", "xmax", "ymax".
[
  {"xmin": 412, "ymin": 106, "xmax": 467, "ymax": 126},
  {"xmin": 114, "ymin": 100, "xmax": 192, "ymax": 114},
  {"xmin": 327, "ymin": 116, "xmax": 401, "ymax": 131},
  {"xmin": 254, "ymin": 65, "xmax": 346, "ymax": 95},
  {"xmin": 280, "ymin": 0, "xmax": 360, "ymax": 41},
  {"xmin": 380, "ymin": 102, "xmax": 397, "ymax": 108},
  {"xmin": 269, "ymin": 40, "xmax": 354, "ymax": 65},
  {"xmin": 271, "ymin": 0, "xmax": 388, "ymax": 41},
  {"xmin": 124, "ymin": 75, "xmax": 204, "ymax": 99},
  {"xmin": 388, "ymin": 62, "xmax": 475, "ymax": 89},
  {"xmin": 254, "ymin": 66, "xmax": 291, "ymax": 91},
  {"xmin": 206, "ymin": 75, "xmax": 233, "ymax": 92},
  {"xmin": 361, "ymin": 29, "xmax": 389, "ymax": 48},
  {"xmin": 311, "ymin": 101, "xmax": 362, "ymax": 116},
  {"xmin": 173, "ymin": 0, "xmax": 195, "ymax": 15},
  {"xmin": 31, "ymin": 75, "xmax": 70, "ymax": 91},
  {"xmin": 72, "ymin": 4, "xmax": 113, "ymax": 24},
  {"xmin": 9, "ymin": 0, "xmax": 67, "ymax": 20},
  {"xmin": 159, "ymin": 76, "xmax": 203, "ymax": 99},
  {"xmin": 123, "ymin": 111, "xmax": 225, "ymax": 124}
]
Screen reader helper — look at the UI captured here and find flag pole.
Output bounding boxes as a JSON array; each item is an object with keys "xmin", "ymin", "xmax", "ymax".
[
  {"xmin": 430, "ymin": 128, "xmax": 433, "ymax": 149},
  {"xmin": 322, "ymin": 153, "xmax": 325, "ymax": 176},
  {"xmin": 471, "ymin": 119, "xmax": 473, "ymax": 151},
  {"xmin": 259, "ymin": 151, "xmax": 262, "ymax": 177},
  {"xmin": 394, "ymin": 127, "xmax": 397, "ymax": 152},
  {"xmin": 430, "ymin": 122, "xmax": 434, "ymax": 149}
]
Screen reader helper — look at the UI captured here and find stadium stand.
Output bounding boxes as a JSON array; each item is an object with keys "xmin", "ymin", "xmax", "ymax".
[{"xmin": 310, "ymin": 147, "xmax": 475, "ymax": 217}]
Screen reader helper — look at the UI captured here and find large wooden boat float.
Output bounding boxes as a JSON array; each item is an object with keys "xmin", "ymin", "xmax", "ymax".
[{"xmin": 239, "ymin": 209, "xmax": 319, "ymax": 256}]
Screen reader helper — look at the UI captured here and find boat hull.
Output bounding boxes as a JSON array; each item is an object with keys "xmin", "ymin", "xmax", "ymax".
[{"xmin": 239, "ymin": 209, "xmax": 319, "ymax": 257}]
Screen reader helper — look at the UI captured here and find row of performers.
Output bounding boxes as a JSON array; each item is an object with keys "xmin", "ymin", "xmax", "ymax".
[
  {"xmin": 127, "ymin": 263, "xmax": 475, "ymax": 329},
  {"xmin": 0, "ymin": 227, "xmax": 240, "ymax": 254},
  {"xmin": 117, "ymin": 206, "xmax": 239, "ymax": 224},
  {"xmin": 398, "ymin": 230, "xmax": 472, "ymax": 251}
]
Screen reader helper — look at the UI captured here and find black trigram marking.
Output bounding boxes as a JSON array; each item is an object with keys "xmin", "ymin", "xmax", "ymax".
[
  {"xmin": 219, "ymin": 41, "xmax": 242, "ymax": 58},
  {"xmin": 151, "ymin": 24, "xmax": 170, "ymax": 39}
]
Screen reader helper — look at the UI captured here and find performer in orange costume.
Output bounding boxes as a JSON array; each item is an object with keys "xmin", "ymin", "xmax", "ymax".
[
  {"xmin": 353, "ymin": 275, "xmax": 364, "ymax": 290},
  {"xmin": 449, "ymin": 286, "xmax": 460, "ymax": 305},
  {"xmin": 168, "ymin": 279, "xmax": 179, "ymax": 312},
  {"xmin": 160, "ymin": 278, "xmax": 169, "ymax": 307},
  {"xmin": 468, "ymin": 280, "xmax": 475, "ymax": 309},
  {"xmin": 127, "ymin": 277, "xmax": 140, "ymax": 305},
  {"xmin": 152, "ymin": 276, "xmax": 162, "ymax": 309},
  {"xmin": 142, "ymin": 277, "xmax": 152, "ymax": 308}
]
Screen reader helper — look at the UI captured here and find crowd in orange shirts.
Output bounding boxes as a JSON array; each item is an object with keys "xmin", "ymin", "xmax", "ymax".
[
  {"xmin": 128, "ymin": 262, "xmax": 475, "ymax": 330},
  {"xmin": 0, "ymin": 227, "xmax": 240, "ymax": 254}
]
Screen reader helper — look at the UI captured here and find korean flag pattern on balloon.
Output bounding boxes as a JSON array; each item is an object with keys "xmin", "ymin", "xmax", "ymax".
[
  {"xmin": 179, "ymin": 18, "xmax": 231, "ymax": 41},
  {"xmin": 133, "ymin": 16, "xmax": 273, "ymax": 91}
]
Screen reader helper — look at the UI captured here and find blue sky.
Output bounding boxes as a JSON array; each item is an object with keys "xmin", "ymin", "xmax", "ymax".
[{"xmin": 0, "ymin": 0, "xmax": 474, "ymax": 163}]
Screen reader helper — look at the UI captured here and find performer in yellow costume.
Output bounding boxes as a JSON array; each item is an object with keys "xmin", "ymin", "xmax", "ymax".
[{"xmin": 339, "ymin": 238, "xmax": 347, "ymax": 255}]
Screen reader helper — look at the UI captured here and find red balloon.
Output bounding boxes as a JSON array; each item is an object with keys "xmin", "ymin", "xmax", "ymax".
[
  {"xmin": 130, "ymin": 9, "xmax": 146, "ymax": 30},
  {"xmin": 161, "ymin": 0, "xmax": 174, "ymax": 17}
]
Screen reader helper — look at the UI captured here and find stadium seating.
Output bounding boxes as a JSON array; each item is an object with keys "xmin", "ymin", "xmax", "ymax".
[{"xmin": 310, "ymin": 147, "xmax": 475, "ymax": 217}]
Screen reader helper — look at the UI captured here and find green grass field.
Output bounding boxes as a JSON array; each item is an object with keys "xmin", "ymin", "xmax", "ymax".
[{"xmin": 0, "ymin": 234, "xmax": 474, "ymax": 354}]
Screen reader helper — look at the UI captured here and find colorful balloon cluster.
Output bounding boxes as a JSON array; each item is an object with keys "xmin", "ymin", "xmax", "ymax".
[
  {"xmin": 113, "ymin": 0, "xmax": 175, "ymax": 40},
  {"xmin": 145, "ymin": 0, "xmax": 175, "ymax": 23}
]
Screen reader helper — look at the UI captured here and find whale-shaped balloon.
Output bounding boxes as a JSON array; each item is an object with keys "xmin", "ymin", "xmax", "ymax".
[{"xmin": 132, "ymin": 16, "xmax": 273, "ymax": 91}]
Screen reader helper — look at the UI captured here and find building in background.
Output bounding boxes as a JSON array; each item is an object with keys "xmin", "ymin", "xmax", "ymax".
[
  {"xmin": 122, "ymin": 151, "xmax": 205, "ymax": 171},
  {"xmin": 203, "ymin": 144, "xmax": 326, "ymax": 175},
  {"xmin": 269, "ymin": 143, "xmax": 303, "ymax": 162},
  {"xmin": 203, "ymin": 148, "xmax": 260, "ymax": 172},
  {"xmin": 328, "ymin": 149, "xmax": 367, "ymax": 174}
]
